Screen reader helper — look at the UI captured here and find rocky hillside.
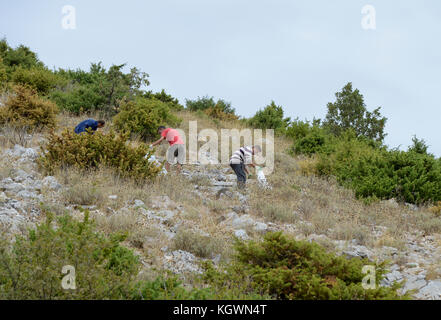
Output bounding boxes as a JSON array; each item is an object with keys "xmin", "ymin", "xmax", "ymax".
[{"xmin": 1, "ymin": 113, "xmax": 441, "ymax": 300}]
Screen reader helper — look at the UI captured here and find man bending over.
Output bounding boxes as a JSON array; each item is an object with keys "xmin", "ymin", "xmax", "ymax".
[
  {"xmin": 74, "ymin": 119, "xmax": 105, "ymax": 134},
  {"xmin": 230, "ymin": 145, "xmax": 261, "ymax": 189},
  {"xmin": 151, "ymin": 126, "xmax": 185, "ymax": 174}
]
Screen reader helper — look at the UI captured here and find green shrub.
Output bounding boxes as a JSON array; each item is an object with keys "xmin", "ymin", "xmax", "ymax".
[
  {"xmin": 204, "ymin": 232, "xmax": 406, "ymax": 300},
  {"xmin": 0, "ymin": 210, "xmax": 266, "ymax": 300},
  {"xmin": 0, "ymin": 84, "xmax": 58, "ymax": 130},
  {"xmin": 0, "ymin": 212, "xmax": 139, "ymax": 299},
  {"xmin": 0, "ymin": 58, "xmax": 7, "ymax": 85},
  {"xmin": 50, "ymin": 85, "xmax": 106, "ymax": 114},
  {"xmin": 248, "ymin": 101, "xmax": 290, "ymax": 134},
  {"xmin": 204, "ymin": 105, "xmax": 239, "ymax": 121},
  {"xmin": 113, "ymin": 97, "xmax": 181, "ymax": 140},
  {"xmin": 292, "ymin": 130, "xmax": 331, "ymax": 156},
  {"xmin": 53, "ymin": 63, "xmax": 150, "ymax": 115},
  {"xmin": 143, "ymin": 89, "xmax": 184, "ymax": 111},
  {"xmin": 0, "ymin": 39, "xmax": 42, "ymax": 70},
  {"xmin": 186, "ymin": 96, "xmax": 235, "ymax": 114},
  {"xmin": 11, "ymin": 66, "xmax": 61, "ymax": 94},
  {"xmin": 315, "ymin": 135, "xmax": 441, "ymax": 205},
  {"xmin": 285, "ymin": 118, "xmax": 317, "ymax": 140},
  {"xmin": 38, "ymin": 129, "xmax": 162, "ymax": 182}
]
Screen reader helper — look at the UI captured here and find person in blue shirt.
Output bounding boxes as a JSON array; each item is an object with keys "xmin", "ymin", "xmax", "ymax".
[{"xmin": 74, "ymin": 119, "xmax": 105, "ymax": 134}]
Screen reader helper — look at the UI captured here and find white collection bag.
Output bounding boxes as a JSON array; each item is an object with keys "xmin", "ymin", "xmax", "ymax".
[
  {"xmin": 145, "ymin": 154, "xmax": 168, "ymax": 175},
  {"xmin": 255, "ymin": 166, "xmax": 271, "ymax": 190}
]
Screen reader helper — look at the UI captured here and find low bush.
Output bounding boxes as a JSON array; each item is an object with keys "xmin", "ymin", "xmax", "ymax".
[
  {"xmin": 248, "ymin": 101, "xmax": 290, "ymax": 134},
  {"xmin": 203, "ymin": 232, "xmax": 406, "ymax": 300},
  {"xmin": 143, "ymin": 89, "xmax": 184, "ymax": 111},
  {"xmin": 204, "ymin": 105, "xmax": 239, "ymax": 121},
  {"xmin": 11, "ymin": 66, "xmax": 61, "ymax": 94},
  {"xmin": 0, "ymin": 84, "xmax": 58, "ymax": 130},
  {"xmin": 38, "ymin": 129, "xmax": 162, "ymax": 182},
  {"xmin": 0, "ymin": 39, "xmax": 42, "ymax": 70},
  {"xmin": 0, "ymin": 58, "xmax": 7, "ymax": 85},
  {"xmin": 315, "ymin": 135, "xmax": 441, "ymax": 205},
  {"xmin": 50, "ymin": 85, "xmax": 105, "ymax": 115},
  {"xmin": 113, "ymin": 97, "xmax": 181, "ymax": 140},
  {"xmin": 292, "ymin": 130, "xmax": 331, "ymax": 156},
  {"xmin": 0, "ymin": 211, "xmax": 265, "ymax": 300},
  {"xmin": 285, "ymin": 118, "xmax": 318, "ymax": 140},
  {"xmin": 186, "ymin": 96, "xmax": 235, "ymax": 115},
  {"xmin": 52, "ymin": 62, "xmax": 149, "ymax": 115},
  {"xmin": 0, "ymin": 212, "xmax": 139, "ymax": 299}
]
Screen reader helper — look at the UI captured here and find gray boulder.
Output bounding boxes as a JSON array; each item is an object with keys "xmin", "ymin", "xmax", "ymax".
[
  {"xmin": 253, "ymin": 222, "xmax": 268, "ymax": 233},
  {"xmin": 234, "ymin": 229, "xmax": 249, "ymax": 240},
  {"xmin": 42, "ymin": 176, "xmax": 62, "ymax": 191},
  {"xmin": 163, "ymin": 250, "xmax": 202, "ymax": 274},
  {"xmin": 415, "ymin": 280, "xmax": 441, "ymax": 300},
  {"xmin": 232, "ymin": 215, "xmax": 255, "ymax": 229},
  {"xmin": 0, "ymin": 178, "xmax": 25, "ymax": 193}
]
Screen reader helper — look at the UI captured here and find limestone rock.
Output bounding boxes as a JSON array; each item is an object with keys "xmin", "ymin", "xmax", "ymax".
[
  {"xmin": 416, "ymin": 280, "xmax": 441, "ymax": 300},
  {"xmin": 42, "ymin": 176, "xmax": 62, "ymax": 191},
  {"xmin": 232, "ymin": 215, "xmax": 255, "ymax": 229},
  {"xmin": 234, "ymin": 229, "xmax": 249, "ymax": 240},
  {"xmin": 163, "ymin": 250, "xmax": 202, "ymax": 274}
]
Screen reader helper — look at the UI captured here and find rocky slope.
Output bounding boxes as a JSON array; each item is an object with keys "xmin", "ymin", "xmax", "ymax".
[{"xmin": 1, "ymin": 144, "xmax": 441, "ymax": 299}]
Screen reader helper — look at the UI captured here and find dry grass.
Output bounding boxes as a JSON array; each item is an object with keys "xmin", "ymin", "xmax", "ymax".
[
  {"xmin": 0, "ymin": 159, "xmax": 14, "ymax": 181},
  {"xmin": 172, "ymin": 228, "xmax": 223, "ymax": 259},
  {"xmin": 255, "ymin": 200, "xmax": 298, "ymax": 224},
  {"xmin": 245, "ymin": 146, "xmax": 441, "ymax": 251}
]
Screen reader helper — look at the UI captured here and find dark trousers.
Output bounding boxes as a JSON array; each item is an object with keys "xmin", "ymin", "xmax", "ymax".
[{"xmin": 230, "ymin": 163, "xmax": 246, "ymax": 189}]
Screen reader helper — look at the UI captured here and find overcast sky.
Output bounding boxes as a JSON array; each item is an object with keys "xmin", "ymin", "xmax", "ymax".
[{"xmin": 1, "ymin": 0, "xmax": 440, "ymax": 155}]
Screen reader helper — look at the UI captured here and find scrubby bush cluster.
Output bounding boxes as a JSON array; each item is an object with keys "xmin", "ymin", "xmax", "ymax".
[
  {"xmin": 248, "ymin": 101, "xmax": 291, "ymax": 134},
  {"xmin": 0, "ymin": 84, "xmax": 58, "ymax": 130},
  {"xmin": 241, "ymin": 82, "xmax": 441, "ymax": 205},
  {"xmin": 0, "ymin": 39, "xmax": 43, "ymax": 71},
  {"xmin": 113, "ymin": 97, "xmax": 181, "ymax": 139},
  {"xmin": 0, "ymin": 212, "xmax": 269, "ymax": 300},
  {"xmin": 315, "ymin": 134, "xmax": 441, "ymax": 204},
  {"xmin": 143, "ymin": 89, "xmax": 184, "ymax": 111},
  {"xmin": 286, "ymin": 122, "xmax": 441, "ymax": 204},
  {"xmin": 0, "ymin": 213, "xmax": 405, "ymax": 300},
  {"xmin": 0, "ymin": 39, "xmax": 183, "ymax": 122},
  {"xmin": 203, "ymin": 104, "xmax": 239, "ymax": 121},
  {"xmin": 0, "ymin": 212, "xmax": 139, "ymax": 299},
  {"xmin": 186, "ymin": 96, "xmax": 234, "ymax": 113},
  {"xmin": 0, "ymin": 211, "xmax": 221, "ymax": 300},
  {"xmin": 38, "ymin": 129, "xmax": 162, "ymax": 181},
  {"xmin": 11, "ymin": 66, "xmax": 61, "ymax": 94},
  {"xmin": 203, "ymin": 232, "xmax": 406, "ymax": 300},
  {"xmin": 50, "ymin": 63, "xmax": 149, "ymax": 115}
]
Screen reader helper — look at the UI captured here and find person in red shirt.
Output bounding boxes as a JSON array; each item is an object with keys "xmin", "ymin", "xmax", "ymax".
[{"xmin": 151, "ymin": 126, "xmax": 185, "ymax": 174}]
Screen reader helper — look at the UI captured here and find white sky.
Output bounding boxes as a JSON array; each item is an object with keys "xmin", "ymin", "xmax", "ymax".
[{"xmin": 1, "ymin": 0, "xmax": 440, "ymax": 155}]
